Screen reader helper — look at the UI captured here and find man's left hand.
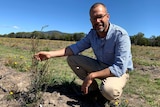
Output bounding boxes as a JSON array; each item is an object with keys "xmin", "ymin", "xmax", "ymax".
[{"xmin": 81, "ymin": 74, "xmax": 93, "ymax": 94}]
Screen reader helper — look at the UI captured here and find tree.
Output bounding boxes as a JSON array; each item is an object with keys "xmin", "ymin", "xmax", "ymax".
[
  {"xmin": 149, "ymin": 35, "xmax": 156, "ymax": 46},
  {"xmin": 72, "ymin": 33, "xmax": 85, "ymax": 41},
  {"xmin": 7, "ymin": 32, "xmax": 15, "ymax": 38},
  {"xmin": 131, "ymin": 32, "xmax": 150, "ymax": 46},
  {"xmin": 155, "ymin": 36, "xmax": 160, "ymax": 46}
]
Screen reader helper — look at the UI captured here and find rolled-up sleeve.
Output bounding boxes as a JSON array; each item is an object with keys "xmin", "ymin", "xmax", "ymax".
[{"xmin": 109, "ymin": 31, "xmax": 131, "ymax": 77}]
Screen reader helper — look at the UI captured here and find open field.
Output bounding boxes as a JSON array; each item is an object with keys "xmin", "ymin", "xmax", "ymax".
[{"xmin": 0, "ymin": 37, "xmax": 160, "ymax": 107}]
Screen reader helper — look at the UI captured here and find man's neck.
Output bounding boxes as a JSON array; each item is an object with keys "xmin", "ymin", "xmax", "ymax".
[{"xmin": 97, "ymin": 32, "xmax": 107, "ymax": 38}]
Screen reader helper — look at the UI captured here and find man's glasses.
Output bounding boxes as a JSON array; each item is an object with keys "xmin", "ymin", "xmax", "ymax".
[{"xmin": 91, "ymin": 14, "xmax": 107, "ymax": 21}]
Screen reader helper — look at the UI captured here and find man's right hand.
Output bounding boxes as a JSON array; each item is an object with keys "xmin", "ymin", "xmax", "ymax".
[{"xmin": 34, "ymin": 51, "xmax": 51, "ymax": 61}]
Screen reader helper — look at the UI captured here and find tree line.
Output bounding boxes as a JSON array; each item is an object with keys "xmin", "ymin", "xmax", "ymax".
[
  {"xmin": 130, "ymin": 32, "xmax": 160, "ymax": 47},
  {"xmin": 0, "ymin": 31, "xmax": 160, "ymax": 47},
  {"xmin": 0, "ymin": 31, "xmax": 85, "ymax": 41}
]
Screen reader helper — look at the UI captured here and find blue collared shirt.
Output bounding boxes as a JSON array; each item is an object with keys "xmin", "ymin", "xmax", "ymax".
[{"xmin": 69, "ymin": 23, "xmax": 133, "ymax": 77}]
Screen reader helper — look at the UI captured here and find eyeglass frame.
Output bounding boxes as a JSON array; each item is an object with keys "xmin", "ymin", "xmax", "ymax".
[{"xmin": 90, "ymin": 14, "xmax": 107, "ymax": 21}]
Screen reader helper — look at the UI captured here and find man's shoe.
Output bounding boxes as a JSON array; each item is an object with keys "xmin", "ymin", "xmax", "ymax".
[
  {"xmin": 83, "ymin": 89, "xmax": 109, "ymax": 106},
  {"xmin": 95, "ymin": 90, "xmax": 109, "ymax": 106}
]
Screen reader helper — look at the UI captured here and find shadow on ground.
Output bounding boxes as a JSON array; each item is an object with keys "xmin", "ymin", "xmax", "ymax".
[{"xmin": 42, "ymin": 82, "xmax": 107, "ymax": 107}]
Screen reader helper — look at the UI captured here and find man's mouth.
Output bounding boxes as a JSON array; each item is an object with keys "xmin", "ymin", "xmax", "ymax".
[{"xmin": 96, "ymin": 23, "xmax": 103, "ymax": 29}]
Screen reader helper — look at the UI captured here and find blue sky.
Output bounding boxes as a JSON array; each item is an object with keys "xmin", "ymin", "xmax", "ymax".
[{"xmin": 0, "ymin": 0, "xmax": 160, "ymax": 38}]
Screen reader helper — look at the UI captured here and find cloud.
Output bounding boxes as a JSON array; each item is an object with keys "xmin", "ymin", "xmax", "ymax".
[
  {"xmin": 0, "ymin": 25, "xmax": 20, "ymax": 29},
  {"xmin": 12, "ymin": 26, "xmax": 20, "ymax": 29}
]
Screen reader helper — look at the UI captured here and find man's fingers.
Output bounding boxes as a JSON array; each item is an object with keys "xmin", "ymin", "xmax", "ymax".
[
  {"xmin": 34, "ymin": 54, "xmax": 39, "ymax": 59},
  {"xmin": 81, "ymin": 86, "xmax": 88, "ymax": 94},
  {"xmin": 84, "ymin": 87, "xmax": 88, "ymax": 94},
  {"xmin": 34, "ymin": 54, "xmax": 42, "ymax": 61}
]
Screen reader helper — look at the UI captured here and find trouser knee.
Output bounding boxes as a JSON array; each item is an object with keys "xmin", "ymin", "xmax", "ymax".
[
  {"xmin": 100, "ymin": 83, "xmax": 122, "ymax": 100},
  {"xmin": 67, "ymin": 55, "xmax": 79, "ymax": 74},
  {"xmin": 67, "ymin": 55, "xmax": 74, "ymax": 66},
  {"xmin": 99, "ymin": 73, "xmax": 129, "ymax": 100}
]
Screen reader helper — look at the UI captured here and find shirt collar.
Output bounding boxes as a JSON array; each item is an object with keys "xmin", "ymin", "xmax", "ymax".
[{"xmin": 105, "ymin": 22, "xmax": 113, "ymax": 39}]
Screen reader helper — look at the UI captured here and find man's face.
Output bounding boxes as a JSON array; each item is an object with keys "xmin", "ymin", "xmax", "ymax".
[{"xmin": 90, "ymin": 5, "xmax": 109, "ymax": 33}]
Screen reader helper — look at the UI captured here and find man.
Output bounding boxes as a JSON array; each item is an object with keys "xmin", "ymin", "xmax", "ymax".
[{"xmin": 34, "ymin": 2, "xmax": 133, "ymax": 107}]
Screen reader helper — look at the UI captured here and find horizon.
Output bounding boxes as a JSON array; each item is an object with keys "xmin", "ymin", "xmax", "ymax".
[{"xmin": 1, "ymin": 29, "xmax": 158, "ymax": 39}]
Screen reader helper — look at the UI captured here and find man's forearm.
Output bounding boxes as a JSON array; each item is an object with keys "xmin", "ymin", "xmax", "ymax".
[
  {"xmin": 88, "ymin": 68, "xmax": 114, "ymax": 80},
  {"xmin": 49, "ymin": 47, "xmax": 73, "ymax": 58}
]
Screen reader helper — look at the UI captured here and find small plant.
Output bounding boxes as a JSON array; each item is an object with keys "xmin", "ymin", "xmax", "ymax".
[
  {"xmin": 5, "ymin": 91, "xmax": 15, "ymax": 101},
  {"xmin": 27, "ymin": 26, "xmax": 53, "ymax": 106},
  {"xmin": 119, "ymin": 99, "xmax": 129, "ymax": 107},
  {"xmin": 3, "ymin": 27, "xmax": 53, "ymax": 106},
  {"xmin": 5, "ymin": 55, "xmax": 30, "ymax": 72}
]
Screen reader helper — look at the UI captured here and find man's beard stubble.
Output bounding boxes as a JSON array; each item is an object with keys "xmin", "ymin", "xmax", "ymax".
[{"xmin": 94, "ymin": 23, "xmax": 106, "ymax": 33}]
